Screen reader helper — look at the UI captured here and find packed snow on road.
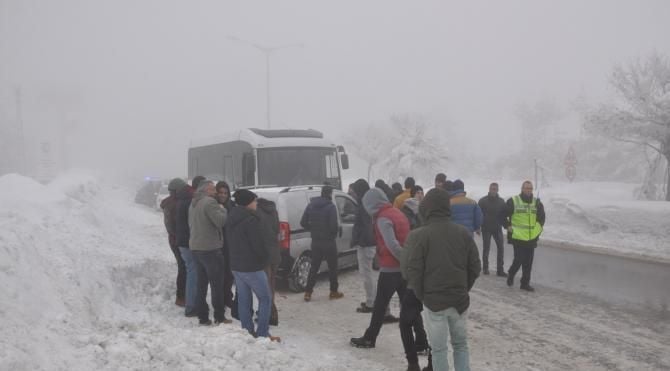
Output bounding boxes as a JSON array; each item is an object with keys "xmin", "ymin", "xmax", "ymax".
[{"xmin": 0, "ymin": 173, "xmax": 668, "ymax": 370}]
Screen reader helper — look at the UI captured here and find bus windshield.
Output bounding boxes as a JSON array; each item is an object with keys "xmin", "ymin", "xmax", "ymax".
[{"xmin": 257, "ymin": 147, "xmax": 341, "ymax": 188}]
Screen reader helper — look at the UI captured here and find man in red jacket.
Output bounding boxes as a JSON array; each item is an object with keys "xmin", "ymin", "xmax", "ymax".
[{"xmin": 350, "ymin": 188, "xmax": 428, "ymax": 371}]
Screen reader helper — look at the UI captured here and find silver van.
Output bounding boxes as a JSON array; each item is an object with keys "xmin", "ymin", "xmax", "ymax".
[{"xmin": 253, "ymin": 185, "xmax": 359, "ymax": 292}]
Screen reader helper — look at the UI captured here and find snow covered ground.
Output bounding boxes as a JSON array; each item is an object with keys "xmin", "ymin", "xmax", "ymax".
[{"xmin": 1, "ymin": 173, "xmax": 668, "ymax": 370}]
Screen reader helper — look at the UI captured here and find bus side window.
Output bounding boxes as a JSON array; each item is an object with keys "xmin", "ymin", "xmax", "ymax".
[{"xmin": 242, "ymin": 153, "xmax": 256, "ymax": 186}]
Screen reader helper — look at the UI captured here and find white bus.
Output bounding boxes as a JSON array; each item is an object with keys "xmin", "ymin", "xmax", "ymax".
[{"xmin": 188, "ymin": 128, "xmax": 349, "ymax": 190}]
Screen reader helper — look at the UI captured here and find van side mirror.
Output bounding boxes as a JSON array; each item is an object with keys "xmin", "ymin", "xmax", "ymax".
[{"xmin": 340, "ymin": 154, "xmax": 349, "ymax": 170}]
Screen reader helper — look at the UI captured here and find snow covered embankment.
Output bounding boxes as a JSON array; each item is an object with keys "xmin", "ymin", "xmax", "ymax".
[{"xmin": 0, "ymin": 173, "xmax": 382, "ymax": 371}]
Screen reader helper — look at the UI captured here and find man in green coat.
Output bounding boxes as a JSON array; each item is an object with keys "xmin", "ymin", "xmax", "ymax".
[{"xmin": 403, "ymin": 188, "xmax": 481, "ymax": 371}]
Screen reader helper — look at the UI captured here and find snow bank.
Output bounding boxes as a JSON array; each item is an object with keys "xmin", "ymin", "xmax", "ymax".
[{"xmin": 0, "ymin": 173, "xmax": 384, "ymax": 370}]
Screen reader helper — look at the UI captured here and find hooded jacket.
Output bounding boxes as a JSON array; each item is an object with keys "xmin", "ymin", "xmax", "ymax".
[
  {"xmin": 226, "ymin": 205, "xmax": 268, "ymax": 272},
  {"xmin": 160, "ymin": 193, "xmax": 177, "ymax": 247},
  {"xmin": 401, "ymin": 197, "xmax": 421, "ymax": 230},
  {"xmin": 188, "ymin": 190, "xmax": 227, "ymax": 251},
  {"xmin": 175, "ymin": 186, "xmax": 194, "ymax": 248},
  {"xmin": 257, "ymin": 198, "xmax": 281, "ymax": 266},
  {"xmin": 402, "ymin": 188, "xmax": 481, "ymax": 314},
  {"xmin": 393, "ymin": 189, "xmax": 412, "ymax": 209},
  {"xmin": 350, "ymin": 179, "xmax": 376, "ymax": 248},
  {"xmin": 363, "ymin": 188, "xmax": 410, "ymax": 272},
  {"xmin": 300, "ymin": 196, "xmax": 338, "ymax": 241},
  {"xmin": 449, "ymin": 189, "xmax": 483, "ymax": 235}
]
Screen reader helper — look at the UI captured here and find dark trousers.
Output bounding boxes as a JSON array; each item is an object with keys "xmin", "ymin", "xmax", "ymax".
[
  {"xmin": 482, "ymin": 228, "xmax": 504, "ymax": 273},
  {"xmin": 364, "ymin": 272, "xmax": 406, "ymax": 342},
  {"xmin": 508, "ymin": 245, "xmax": 535, "ymax": 286},
  {"xmin": 168, "ymin": 235, "xmax": 186, "ymax": 300},
  {"xmin": 222, "ymin": 245, "xmax": 234, "ymax": 308},
  {"xmin": 265, "ymin": 264, "xmax": 279, "ymax": 325},
  {"xmin": 192, "ymin": 249, "xmax": 227, "ymax": 322},
  {"xmin": 305, "ymin": 239, "xmax": 339, "ymax": 292},
  {"xmin": 400, "ymin": 289, "xmax": 429, "ymax": 364}
]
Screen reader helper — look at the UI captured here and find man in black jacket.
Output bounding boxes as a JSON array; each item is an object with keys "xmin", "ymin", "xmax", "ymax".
[
  {"xmin": 227, "ymin": 189, "xmax": 279, "ymax": 341},
  {"xmin": 478, "ymin": 182, "xmax": 507, "ymax": 276},
  {"xmin": 351, "ymin": 179, "xmax": 378, "ymax": 312},
  {"xmin": 300, "ymin": 185, "xmax": 344, "ymax": 302}
]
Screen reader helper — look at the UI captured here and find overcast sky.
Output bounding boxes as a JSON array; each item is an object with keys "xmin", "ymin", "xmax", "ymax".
[{"xmin": 1, "ymin": 0, "xmax": 669, "ymax": 180}]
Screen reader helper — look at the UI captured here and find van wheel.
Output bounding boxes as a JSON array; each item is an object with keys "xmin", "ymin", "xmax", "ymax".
[{"xmin": 288, "ymin": 254, "xmax": 312, "ymax": 292}]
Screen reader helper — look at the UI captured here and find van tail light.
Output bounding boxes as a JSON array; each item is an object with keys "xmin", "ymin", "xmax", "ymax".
[{"xmin": 279, "ymin": 222, "xmax": 290, "ymax": 250}]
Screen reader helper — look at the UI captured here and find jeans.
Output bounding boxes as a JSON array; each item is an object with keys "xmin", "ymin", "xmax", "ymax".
[
  {"xmin": 192, "ymin": 249, "xmax": 227, "ymax": 322},
  {"xmin": 305, "ymin": 239, "xmax": 339, "ymax": 293},
  {"xmin": 508, "ymin": 245, "xmax": 535, "ymax": 286},
  {"xmin": 482, "ymin": 228, "xmax": 504, "ymax": 273},
  {"xmin": 179, "ymin": 247, "xmax": 198, "ymax": 315},
  {"xmin": 364, "ymin": 272, "xmax": 406, "ymax": 342},
  {"xmin": 422, "ymin": 307, "xmax": 470, "ymax": 371},
  {"xmin": 233, "ymin": 270, "xmax": 272, "ymax": 337},
  {"xmin": 357, "ymin": 245, "xmax": 377, "ymax": 307}
]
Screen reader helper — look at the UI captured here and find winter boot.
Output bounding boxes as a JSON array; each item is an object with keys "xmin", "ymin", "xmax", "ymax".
[
  {"xmin": 304, "ymin": 291, "xmax": 312, "ymax": 302},
  {"xmin": 497, "ymin": 271, "xmax": 508, "ymax": 277},
  {"xmin": 269, "ymin": 335, "xmax": 281, "ymax": 342},
  {"xmin": 199, "ymin": 318, "xmax": 213, "ymax": 326},
  {"xmin": 175, "ymin": 297, "xmax": 185, "ymax": 307},
  {"xmin": 520, "ymin": 284, "xmax": 535, "ymax": 292},
  {"xmin": 350, "ymin": 336, "xmax": 375, "ymax": 348},
  {"xmin": 329, "ymin": 291, "xmax": 344, "ymax": 300},
  {"xmin": 407, "ymin": 362, "xmax": 421, "ymax": 371},
  {"xmin": 214, "ymin": 317, "xmax": 232, "ymax": 325},
  {"xmin": 506, "ymin": 274, "xmax": 514, "ymax": 287},
  {"xmin": 356, "ymin": 303, "xmax": 374, "ymax": 313}
]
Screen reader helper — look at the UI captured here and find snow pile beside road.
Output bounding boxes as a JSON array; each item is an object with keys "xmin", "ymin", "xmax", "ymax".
[{"xmin": 0, "ymin": 173, "xmax": 384, "ymax": 371}]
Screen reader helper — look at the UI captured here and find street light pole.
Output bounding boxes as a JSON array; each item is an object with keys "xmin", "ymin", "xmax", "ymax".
[
  {"xmin": 265, "ymin": 52, "xmax": 271, "ymax": 129},
  {"xmin": 228, "ymin": 36, "xmax": 303, "ymax": 129}
]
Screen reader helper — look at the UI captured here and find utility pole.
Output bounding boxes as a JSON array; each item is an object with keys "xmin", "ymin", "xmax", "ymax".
[
  {"xmin": 228, "ymin": 36, "xmax": 303, "ymax": 129},
  {"xmin": 15, "ymin": 87, "xmax": 26, "ymax": 175}
]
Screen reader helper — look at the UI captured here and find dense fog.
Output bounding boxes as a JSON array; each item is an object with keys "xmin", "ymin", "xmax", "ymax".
[{"xmin": 1, "ymin": 0, "xmax": 670, "ymax": 185}]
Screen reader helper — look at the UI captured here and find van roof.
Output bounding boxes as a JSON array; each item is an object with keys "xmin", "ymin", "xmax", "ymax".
[{"xmin": 189, "ymin": 128, "xmax": 337, "ymax": 149}]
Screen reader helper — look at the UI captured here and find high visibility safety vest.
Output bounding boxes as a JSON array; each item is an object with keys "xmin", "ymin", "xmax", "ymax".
[{"xmin": 511, "ymin": 195, "xmax": 543, "ymax": 241}]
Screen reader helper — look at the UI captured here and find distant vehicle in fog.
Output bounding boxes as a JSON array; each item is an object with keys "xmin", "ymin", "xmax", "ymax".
[
  {"xmin": 134, "ymin": 178, "xmax": 162, "ymax": 207},
  {"xmin": 188, "ymin": 128, "xmax": 349, "ymax": 191}
]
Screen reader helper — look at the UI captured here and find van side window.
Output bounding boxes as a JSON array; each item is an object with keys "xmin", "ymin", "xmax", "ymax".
[{"xmin": 335, "ymin": 196, "xmax": 357, "ymax": 224}]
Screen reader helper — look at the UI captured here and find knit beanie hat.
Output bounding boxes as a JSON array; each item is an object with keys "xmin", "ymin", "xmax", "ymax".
[
  {"xmin": 168, "ymin": 178, "xmax": 188, "ymax": 191},
  {"xmin": 233, "ymin": 189, "xmax": 257, "ymax": 206}
]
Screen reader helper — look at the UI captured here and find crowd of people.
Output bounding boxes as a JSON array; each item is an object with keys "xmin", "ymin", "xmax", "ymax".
[{"xmin": 159, "ymin": 173, "xmax": 546, "ymax": 371}]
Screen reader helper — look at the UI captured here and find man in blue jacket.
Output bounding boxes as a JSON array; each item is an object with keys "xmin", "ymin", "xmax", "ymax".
[
  {"xmin": 301, "ymin": 186, "xmax": 344, "ymax": 302},
  {"xmin": 449, "ymin": 179, "xmax": 483, "ymax": 237}
]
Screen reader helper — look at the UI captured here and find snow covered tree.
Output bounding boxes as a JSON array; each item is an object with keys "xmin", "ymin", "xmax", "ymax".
[
  {"xmin": 341, "ymin": 122, "xmax": 390, "ymax": 183},
  {"xmin": 515, "ymin": 98, "xmax": 564, "ymax": 159},
  {"xmin": 343, "ymin": 114, "xmax": 448, "ymax": 184},
  {"xmin": 583, "ymin": 51, "xmax": 670, "ymax": 200},
  {"xmin": 379, "ymin": 113, "xmax": 448, "ymax": 183}
]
